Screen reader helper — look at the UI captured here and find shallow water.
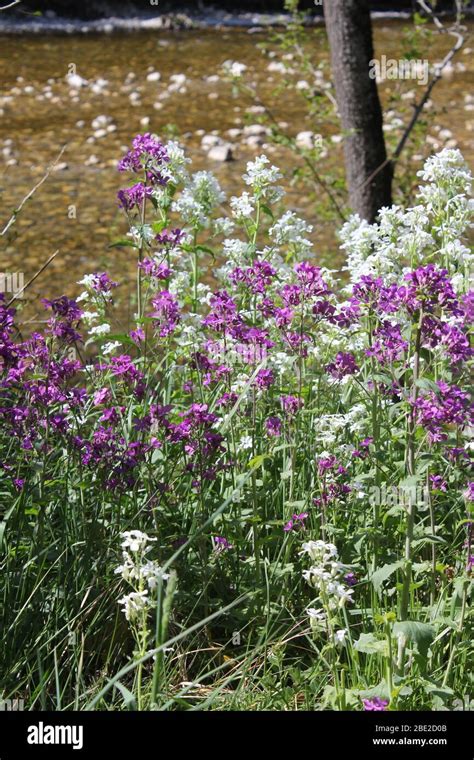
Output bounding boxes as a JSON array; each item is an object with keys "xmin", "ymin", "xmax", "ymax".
[{"xmin": 0, "ymin": 24, "xmax": 473, "ymax": 328}]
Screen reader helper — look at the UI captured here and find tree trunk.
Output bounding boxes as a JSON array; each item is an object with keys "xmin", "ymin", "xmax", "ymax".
[{"xmin": 324, "ymin": 0, "xmax": 392, "ymax": 222}]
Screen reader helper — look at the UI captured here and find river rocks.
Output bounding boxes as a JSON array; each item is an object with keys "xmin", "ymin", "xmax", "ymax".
[
  {"xmin": 267, "ymin": 61, "xmax": 286, "ymax": 74},
  {"xmin": 247, "ymin": 105, "xmax": 265, "ymax": 115},
  {"xmin": 208, "ymin": 143, "xmax": 234, "ymax": 162},
  {"xmin": 201, "ymin": 134, "xmax": 221, "ymax": 150},
  {"xmin": 226, "ymin": 128, "xmax": 242, "ymax": 139},
  {"xmin": 66, "ymin": 73, "xmax": 88, "ymax": 89},
  {"xmin": 146, "ymin": 71, "xmax": 161, "ymax": 82},
  {"xmin": 91, "ymin": 115, "xmax": 112, "ymax": 129},
  {"xmin": 242, "ymin": 124, "xmax": 269, "ymax": 137},
  {"xmin": 168, "ymin": 74, "xmax": 187, "ymax": 93},
  {"xmin": 243, "ymin": 134, "xmax": 266, "ymax": 149}
]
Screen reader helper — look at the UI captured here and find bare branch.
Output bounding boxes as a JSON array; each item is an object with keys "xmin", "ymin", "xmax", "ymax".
[
  {"xmin": 357, "ymin": 0, "xmax": 466, "ymax": 194},
  {"xmin": 393, "ymin": 0, "xmax": 466, "ymax": 160},
  {"xmin": 0, "ymin": 0, "xmax": 20, "ymax": 10},
  {"xmin": 1, "ymin": 145, "xmax": 67, "ymax": 237},
  {"xmin": 6, "ymin": 249, "xmax": 60, "ymax": 306}
]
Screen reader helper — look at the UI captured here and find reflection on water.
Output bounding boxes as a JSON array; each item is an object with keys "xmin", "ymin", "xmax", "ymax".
[{"xmin": 0, "ymin": 25, "xmax": 473, "ymax": 328}]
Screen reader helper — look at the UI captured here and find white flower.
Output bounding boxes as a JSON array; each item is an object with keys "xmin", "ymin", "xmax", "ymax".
[
  {"xmin": 163, "ymin": 140, "xmax": 191, "ymax": 184},
  {"xmin": 121, "ymin": 530, "xmax": 156, "ymax": 553},
  {"xmin": 140, "ymin": 560, "xmax": 170, "ymax": 590},
  {"xmin": 335, "ymin": 629, "xmax": 348, "ymax": 644},
  {"xmin": 243, "ymin": 155, "xmax": 283, "ymax": 194},
  {"xmin": 173, "ymin": 171, "xmax": 225, "ymax": 227},
  {"xmin": 230, "ymin": 192, "xmax": 255, "ymax": 219},
  {"xmin": 307, "ymin": 608, "xmax": 326, "ymax": 622},
  {"xmin": 237, "ymin": 435, "xmax": 253, "ymax": 451},
  {"xmin": 223, "ymin": 238, "xmax": 251, "ymax": 263},
  {"xmin": 118, "ymin": 591, "xmax": 150, "ymax": 622},
  {"xmin": 269, "ymin": 211, "xmax": 313, "ymax": 256},
  {"xmin": 102, "ymin": 341, "xmax": 122, "ymax": 355},
  {"xmin": 417, "ymin": 147, "xmax": 472, "ymax": 189},
  {"xmin": 81, "ymin": 311, "xmax": 99, "ymax": 324},
  {"xmin": 88, "ymin": 323, "xmax": 111, "ymax": 336},
  {"xmin": 213, "ymin": 216, "xmax": 235, "ymax": 236},
  {"xmin": 77, "ymin": 274, "xmax": 96, "ymax": 288}
]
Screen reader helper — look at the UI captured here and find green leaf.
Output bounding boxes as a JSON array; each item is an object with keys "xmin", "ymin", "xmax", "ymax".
[
  {"xmin": 370, "ymin": 561, "xmax": 403, "ymax": 594},
  {"xmin": 393, "ymin": 621, "xmax": 435, "ymax": 660},
  {"xmin": 248, "ymin": 454, "xmax": 271, "ymax": 470},
  {"xmin": 114, "ymin": 681, "xmax": 137, "ymax": 710},
  {"xmin": 354, "ymin": 632, "xmax": 389, "ymax": 656},
  {"xmin": 261, "ymin": 204, "xmax": 274, "ymax": 220}
]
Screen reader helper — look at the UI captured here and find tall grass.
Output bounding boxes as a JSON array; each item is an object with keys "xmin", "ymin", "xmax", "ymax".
[{"xmin": 0, "ymin": 140, "xmax": 472, "ymax": 711}]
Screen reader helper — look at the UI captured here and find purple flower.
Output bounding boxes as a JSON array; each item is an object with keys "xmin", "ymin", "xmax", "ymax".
[
  {"xmin": 155, "ymin": 228, "xmax": 185, "ymax": 247},
  {"xmin": 255, "ymin": 368, "xmax": 274, "ymax": 390},
  {"xmin": 203, "ymin": 291, "xmax": 241, "ymax": 334},
  {"xmin": 326, "ymin": 352, "xmax": 359, "ymax": 379},
  {"xmin": 130, "ymin": 327, "xmax": 145, "ymax": 343},
  {"xmin": 363, "ymin": 697, "xmax": 389, "ymax": 711},
  {"xmin": 42, "ymin": 296, "xmax": 83, "ymax": 345},
  {"xmin": 344, "ymin": 572, "xmax": 357, "ymax": 587},
  {"xmin": 366, "ymin": 322, "xmax": 408, "ymax": 365},
  {"xmin": 461, "ymin": 290, "xmax": 474, "ymax": 324},
  {"xmin": 213, "ymin": 536, "xmax": 233, "ymax": 552},
  {"xmin": 280, "ymin": 395, "xmax": 303, "ymax": 416},
  {"xmin": 422, "ymin": 315, "xmax": 472, "ymax": 364},
  {"xmin": 138, "ymin": 259, "xmax": 172, "ymax": 280},
  {"xmin": 283, "ymin": 512, "xmax": 308, "ymax": 532},
  {"xmin": 229, "ymin": 260, "xmax": 276, "ymax": 295},
  {"xmin": 412, "ymin": 381, "xmax": 472, "ymax": 442},
  {"xmin": 266, "ymin": 416, "xmax": 282, "ymax": 437},
  {"xmin": 430, "ymin": 474, "xmax": 447, "ymax": 492},
  {"xmin": 150, "ymin": 290, "xmax": 180, "ymax": 337},
  {"xmin": 90, "ymin": 272, "xmax": 118, "ymax": 294},
  {"xmin": 400, "ymin": 265, "xmax": 460, "ymax": 315},
  {"xmin": 118, "ymin": 133, "xmax": 169, "ymax": 186},
  {"xmin": 117, "ymin": 182, "xmax": 153, "ymax": 211}
]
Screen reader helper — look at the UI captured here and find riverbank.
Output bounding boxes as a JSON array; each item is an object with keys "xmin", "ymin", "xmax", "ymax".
[{"xmin": 0, "ymin": 7, "xmax": 442, "ymax": 35}]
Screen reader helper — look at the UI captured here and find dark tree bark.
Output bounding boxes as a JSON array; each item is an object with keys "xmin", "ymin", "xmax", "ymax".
[{"xmin": 324, "ymin": 0, "xmax": 392, "ymax": 222}]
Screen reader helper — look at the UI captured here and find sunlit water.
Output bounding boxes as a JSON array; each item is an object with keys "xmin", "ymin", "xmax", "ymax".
[{"xmin": 0, "ymin": 24, "xmax": 473, "ymax": 329}]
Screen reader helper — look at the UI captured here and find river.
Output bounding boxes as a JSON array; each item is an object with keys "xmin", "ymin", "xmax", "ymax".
[{"xmin": 1, "ymin": 22, "xmax": 473, "ymax": 328}]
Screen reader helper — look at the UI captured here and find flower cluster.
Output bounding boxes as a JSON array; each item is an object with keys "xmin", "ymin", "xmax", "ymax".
[{"xmin": 116, "ymin": 531, "xmax": 169, "ymax": 622}]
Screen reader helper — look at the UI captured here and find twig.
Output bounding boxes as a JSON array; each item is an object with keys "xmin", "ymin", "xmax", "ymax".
[
  {"xmin": 394, "ymin": 0, "xmax": 465, "ymax": 161},
  {"xmin": 0, "ymin": 1, "xmax": 20, "ymax": 10},
  {"xmin": 1, "ymin": 145, "xmax": 67, "ymax": 237},
  {"xmin": 356, "ymin": 0, "xmax": 466, "ymax": 193},
  {"xmin": 6, "ymin": 249, "xmax": 59, "ymax": 306}
]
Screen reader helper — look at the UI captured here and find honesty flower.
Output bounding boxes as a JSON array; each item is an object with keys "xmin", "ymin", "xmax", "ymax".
[
  {"xmin": 307, "ymin": 607, "xmax": 326, "ymax": 622},
  {"xmin": 335, "ymin": 629, "xmax": 348, "ymax": 644},
  {"xmin": 118, "ymin": 590, "xmax": 150, "ymax": 622},
  {"xmin": 121, "ymin": 530, "xmax": 156, "ymax": 553},
  {"xmin": 362, "ymin": 697, "xmax": 389, "ymax": 712},
  {"xmin": 243, "ymin": 155, "xmax": 283, "ymax": 195}
]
